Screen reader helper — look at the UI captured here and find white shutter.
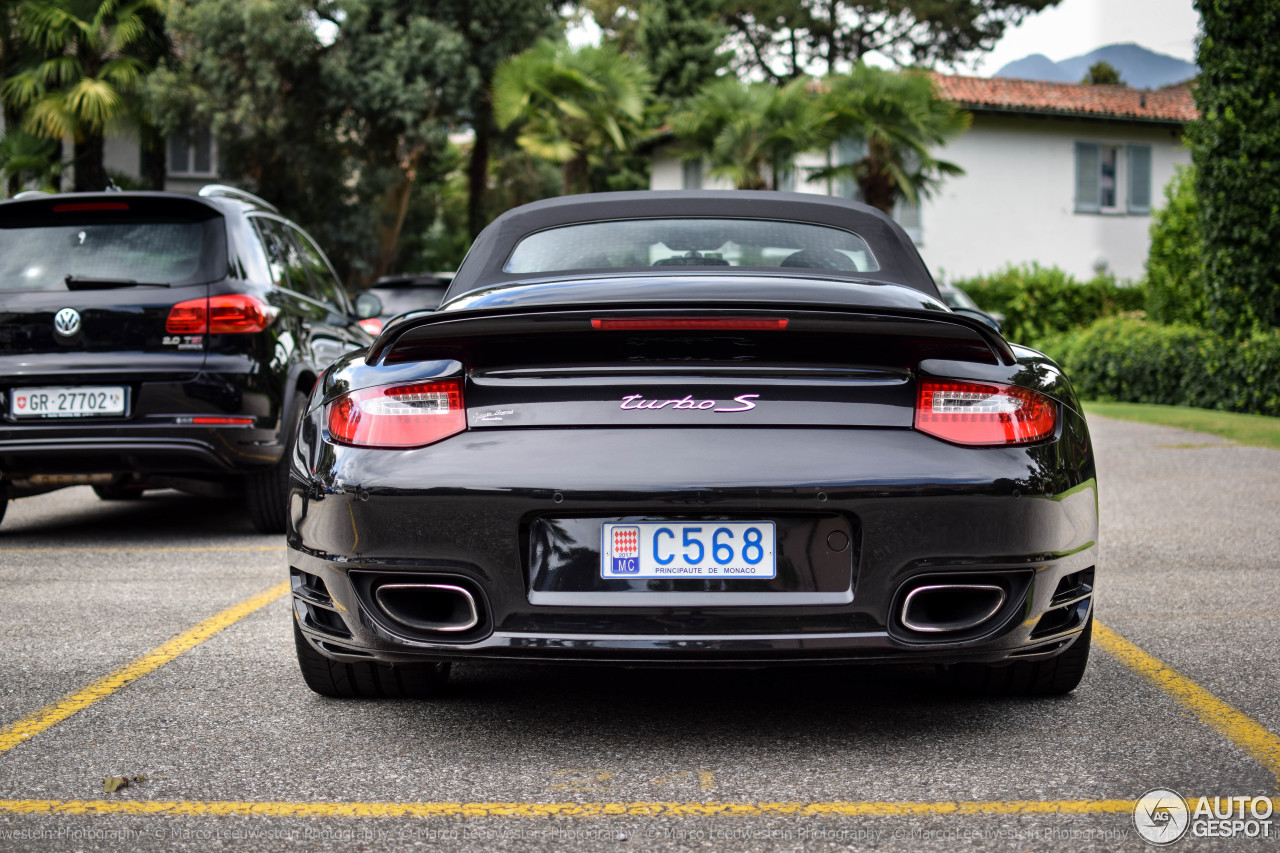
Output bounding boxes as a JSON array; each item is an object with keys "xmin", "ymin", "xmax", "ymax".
[
  {"xmin": 1127, "ymin": 145, "xmax": 1152, "ymax": 214},
  {"xmin": 1075, "ymin": 142, "xmax": 1101, "ymax": 213}
]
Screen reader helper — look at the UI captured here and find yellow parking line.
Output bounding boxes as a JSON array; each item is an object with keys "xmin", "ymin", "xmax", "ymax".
[
  {"xmin": 0, "ymin": 545, "xmax": 283, "ymax": 554},
  {"xmin": 0, "ymin": 798, "xmax": 1150, "ymax": 818},
  {"xmin": 1096, "ymin": 621, "xmax": 1280, "ymax": 780},
  {"xmin": 0, "ymin": 582, "xmax": 289, "ymax": 755}
]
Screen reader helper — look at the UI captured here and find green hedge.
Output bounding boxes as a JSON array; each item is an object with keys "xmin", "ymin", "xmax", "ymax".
[
  {"xmin": 1144, "ymin": 165, "xmax": 1207, "ymax": 326},
  {"xmin": 1041, "ymin": 316, "xmax": 1280, "ymax": 416},
  {"xmin": 949, "ymin": 263, "xmax": 1145, "ymax": 349}
]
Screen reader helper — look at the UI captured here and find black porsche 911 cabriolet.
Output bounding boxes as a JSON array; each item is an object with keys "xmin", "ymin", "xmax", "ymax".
[{"xmin": 287, "ymin": 191, "xmax": 1097, "ymax": 699}]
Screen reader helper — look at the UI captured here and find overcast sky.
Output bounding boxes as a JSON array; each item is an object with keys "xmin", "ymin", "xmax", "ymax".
[{"xmin": 971, "ymin": 0, "xmax": 1201, "ymax": 74}]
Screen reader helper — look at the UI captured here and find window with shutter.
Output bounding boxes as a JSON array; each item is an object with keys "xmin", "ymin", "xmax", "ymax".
[
  {"xmin": 1075, "ymin": 142, "xmax": 1101, "ymax": 213},
  {"xmin": 1127, "ymin": 145, "xmax": 1152, "ymax": 214},
  {"xmin": 168, "ymin": 127, "xmax": 217, "ymax": 178}
]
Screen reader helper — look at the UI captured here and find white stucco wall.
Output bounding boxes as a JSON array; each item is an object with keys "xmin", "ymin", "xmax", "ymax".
[
  {"xmin": 917, "ymin": 114, "xmax": 1189, "ymax": 282},
  {"xmin": 650, "ymin": 114, "xmax": 1190, "ymax": 283},
  {"xmin": 102, "ymin": 131, "xmax": 142, "ymax": 182}
]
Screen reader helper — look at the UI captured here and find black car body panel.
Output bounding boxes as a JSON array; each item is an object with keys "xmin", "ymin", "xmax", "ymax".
[
  {"xmin": 287, "ymin": 192, "xmax": 1097, "ymax": 673},
  {"xmin": 0, "ymin": 189, "xmax": 369, "ymax": 523}
]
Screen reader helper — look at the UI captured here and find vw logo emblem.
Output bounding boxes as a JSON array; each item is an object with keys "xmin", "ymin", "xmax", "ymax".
[{"xmin": 53, "ymin": 307, "xmax": 82, "ymax": 337}]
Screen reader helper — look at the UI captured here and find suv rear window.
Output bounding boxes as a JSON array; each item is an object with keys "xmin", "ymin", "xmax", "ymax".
[
  {"xmin": 0, "ymin": 202, "xmax": 225, "ymax": 291},
  {"xmin": 504, "ymin": 218, "xmax": 880, "ymax": 274}
]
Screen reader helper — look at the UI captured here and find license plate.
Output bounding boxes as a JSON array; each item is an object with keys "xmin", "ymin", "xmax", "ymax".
[
  {"xmin": 10, "ymin": 386, "xmax": 127, "ymax": 419},
  {"xmin": 601, "ymin": 522, "xmax": 776, "ymax": 579}
]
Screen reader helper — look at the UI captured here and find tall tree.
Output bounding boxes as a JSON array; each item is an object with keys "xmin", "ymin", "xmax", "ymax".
[
  {"xmin": 494, "ymin": 39, "xmax": 651, "ymax": 195},
  {"xmin": 807, "ymin": 64, "xmax": 970, "ymax": 213},
  {"xmin": 0, "ymin": 127, "xmax": 61, "ymax": 192},
  {"xmin": 1188, "ymin": 0, "xmax": 1280, "ymax": 332},
  {"xmin": 635, "ymin": 0, "xmax": 729, "ymax": 102},
  {"xmin": 432, "ymin": 0, "xmax": 562, "ymax": 239},
  {"xmin": 3, "ymin": 0, "xmax": 169, "ymax": 191},
  {"xmin": 152, "ymin": 0, "xmax": 348, "ymax": 264},
  {"xmin": 669, "ymin": 76, "xmax": 826, "ymax": 190},
  {"xmin": 0, "ymin": 4, "xmax": 62, "ymax": 194},
  {"xmin": 721, "ymin": 0, "xmax": 1061, "ymax": 82},
  {"xmin": 322, "ymin": 0, "xmax": 471, "ymax": 283},
  {"xmin": 1081, "ymin": 60, "xmax": 1123, "ymax": 86},
  {"xmin": 581, "ymin": 1, "xmax": 642, "ymax": 54},
  {"xmin": 123, "ymin": 3, "xmax": 171, "ymax": 189}
]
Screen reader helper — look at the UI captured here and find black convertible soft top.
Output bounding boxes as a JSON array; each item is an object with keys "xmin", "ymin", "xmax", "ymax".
[{"xmin": 445, "ymin": 190, "xmax": 940, "ymax": 301}]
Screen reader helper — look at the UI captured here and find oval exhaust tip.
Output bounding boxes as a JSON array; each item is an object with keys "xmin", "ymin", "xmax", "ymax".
[
  {"xmin": 373, "ymin": 583, "xmax": 479, "ymax": 633},
  {"xmin": 900, "ymin": 583, "xmax": 1007, "ymax": 634}
]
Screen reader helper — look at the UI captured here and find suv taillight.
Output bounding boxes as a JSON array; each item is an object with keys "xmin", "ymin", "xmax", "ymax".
[
  {"xmin": 915, "ymin": 380, "xmax": 1057, "ymax": 446},
  {"xmin": 166, "ymin": 295, "xmax": 275, "ymax": 334},
  {"xmin": 327, "ymin": 380, "xmax": 465, "ymax": 449}
]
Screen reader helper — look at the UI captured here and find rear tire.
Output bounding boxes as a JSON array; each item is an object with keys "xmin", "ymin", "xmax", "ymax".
[
  {"xmin": 940, "ymin": 616, "xmax": 1092, "ymax": 697},
  {"xmin": 293, "ymin": 620, "xmax": 450, "ymax": 699},
  {"xmin": 245, "ymin": 392, "xmax": 304, "ymax": 534}
]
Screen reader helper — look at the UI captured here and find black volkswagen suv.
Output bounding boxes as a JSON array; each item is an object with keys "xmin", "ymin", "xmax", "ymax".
[{"xmin": 0, "ymin": 185, "xmax": 372, "ymax": 532}]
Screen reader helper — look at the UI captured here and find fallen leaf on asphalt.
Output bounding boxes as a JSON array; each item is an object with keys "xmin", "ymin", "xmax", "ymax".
[{"xmin": 103, "ymin": 776, "xmax": 130, "ymax": 793}]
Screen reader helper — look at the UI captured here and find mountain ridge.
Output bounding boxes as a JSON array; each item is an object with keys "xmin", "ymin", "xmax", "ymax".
[{"xmin": 994, "ymin": 43, "xmax": 1197, "ymax": 89}]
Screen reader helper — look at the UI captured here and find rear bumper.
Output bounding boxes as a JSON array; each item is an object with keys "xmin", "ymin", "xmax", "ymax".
[
  {"xmin": 0, "ymin": 432, "xmax": 275, "ymax": 477},
  {"xmin": 0, "ymin": 368, "xmax": 284, "ymax": 478},
  {"xmin": 287, "ymin": 412, "xmax": 1098, "ymax": 668}
]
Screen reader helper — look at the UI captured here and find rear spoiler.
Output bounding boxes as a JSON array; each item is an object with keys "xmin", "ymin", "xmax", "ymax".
[{"xmin": 368, "ymin": 303, "xmax": 1017, "ymax": 366}]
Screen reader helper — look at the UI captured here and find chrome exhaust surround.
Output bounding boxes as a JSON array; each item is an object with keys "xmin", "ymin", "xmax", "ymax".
[
  {"xmin": 900, "ymin": 583, "xmax": 1008, "ymax": 634},
  {"xmin": 372, "ymin": 583, "xmax": 481, "ymax": 633}
]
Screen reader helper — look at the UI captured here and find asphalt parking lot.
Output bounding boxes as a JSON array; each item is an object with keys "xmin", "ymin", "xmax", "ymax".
[{"xmin": 0, "ymin": 415, "xmax": 1276, "ymax": 851}]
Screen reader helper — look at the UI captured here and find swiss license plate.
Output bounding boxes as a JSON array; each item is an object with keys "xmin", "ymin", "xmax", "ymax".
[
  {"xmin": 601, "ymin": 522, "xmax": 776, "ymax": 579},
  {"xmin": 10, "ymin": 386, "xmax": 127, "ymax": 419}
]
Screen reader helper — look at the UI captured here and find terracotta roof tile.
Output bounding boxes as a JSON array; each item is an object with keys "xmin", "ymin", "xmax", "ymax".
[{"xmin": 932, "ymin": 74, "xmax": 1198, "ymax": 123}]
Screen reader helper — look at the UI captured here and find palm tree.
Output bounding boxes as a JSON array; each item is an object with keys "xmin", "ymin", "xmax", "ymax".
[
  {"xmin": 669, "ymin": 76, "xmax": 826, "ymax": 191},
  {"xmin": 807, "ymin": 64, "xmax": 971, "ymax": 214},
  {"xmin": 0, "ymin": 127, "xmax": 61, "ymax": 193},
  {"xmin": 3, "ymin": 0, "xmax": 168, "ymax": 192},
  {"xmin": 493, "ymin": 39, "xmax": 651, "ymax": 195}
]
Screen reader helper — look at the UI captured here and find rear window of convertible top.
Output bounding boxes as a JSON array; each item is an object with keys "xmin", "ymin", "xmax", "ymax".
[{"xmin": 503, "ymin": 218, "xmax": 880, "ymax": 275}]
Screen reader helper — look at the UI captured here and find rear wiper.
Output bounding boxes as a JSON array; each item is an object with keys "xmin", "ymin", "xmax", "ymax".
[{"xmin": 64, "ymin": 275, "xmax": 169, "ymax": 290}]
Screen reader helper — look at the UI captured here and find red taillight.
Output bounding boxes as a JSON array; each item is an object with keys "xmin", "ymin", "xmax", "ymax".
[
  {"xmin": 327, "ymin": 380, "xmax": 465, "ymax": 449},
  {"xmin": 915, "ymin": 380, "xmax": 1057, "ymax": 446},
  {"xmin": 52, "ymin": 202, "xmax": 129, "ymax": 212},
  {"xmin": 189, "ymin": 416, "xmax": 255, "ymax": 425},
  {"xmin": 358, "ymin": 317, "xmax": 384, "ymax": 335},
  {"xmin": 166, "ymin": 299, "xmax": 207, "ymax": 333},
  {"xmin": 591, "ymin": 317, "xmax": 789, "ymax": 331},
  {"xmin": 166, "ymin": 295, "xmax": 276, "ymax": 334},
  {"xmin": 208, "ymin": 294, "xmax": 275, "ymax": 333}
]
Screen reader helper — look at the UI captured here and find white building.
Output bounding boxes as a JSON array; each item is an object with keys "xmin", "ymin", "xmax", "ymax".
[
  {"xmin": 0, "ymin": 119, "xmax": 219, "ymax": 196},
  {"xmin": 650, "ymin": 75, "xmax": 1197, "ymax": 283}
]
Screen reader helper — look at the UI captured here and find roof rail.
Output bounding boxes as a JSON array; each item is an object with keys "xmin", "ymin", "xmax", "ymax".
[{"xmin": 198, "ymin": 184, "xmax": 279, "ymax": 213}]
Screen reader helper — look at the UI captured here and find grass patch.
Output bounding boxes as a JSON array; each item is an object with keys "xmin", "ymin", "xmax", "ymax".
[{"xmin": 1083, "ymin": 402, "xmax": 1280, "ymax": 450}]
